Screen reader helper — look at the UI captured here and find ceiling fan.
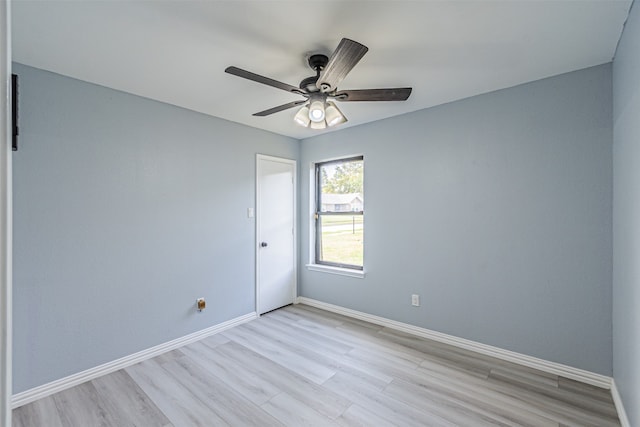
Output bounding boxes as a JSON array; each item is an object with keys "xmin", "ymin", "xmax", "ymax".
[{"xmin": 225, "ymin": 38, "xmax": 412, "ymax": 130}]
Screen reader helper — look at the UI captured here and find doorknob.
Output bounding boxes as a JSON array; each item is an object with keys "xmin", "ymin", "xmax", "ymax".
[{"xmin": 261, "ymin": 242, "xmax": 268, "ymax": 247}]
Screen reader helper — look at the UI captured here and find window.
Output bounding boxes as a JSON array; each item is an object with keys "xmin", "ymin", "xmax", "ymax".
[{"xmin": 315, "ymin": 156, "xmax": 364, "ymax": 270}]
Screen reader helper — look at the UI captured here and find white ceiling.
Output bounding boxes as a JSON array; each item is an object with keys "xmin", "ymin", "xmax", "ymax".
[{"xmin": 12, "ymin": 0, "xmax": 632, "ymax": 140}]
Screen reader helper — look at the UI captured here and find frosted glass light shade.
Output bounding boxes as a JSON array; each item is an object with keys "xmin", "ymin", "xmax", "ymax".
[
  {"xmin": 294, "ymin": 105, "xmax": 311, "ymax": 127},
  {"xmin": 309, "ymin": 100, "xmax": 325, "ymax": 122},
  {"xmin": 310, "ymin": 119, "xmax": 327, "ymax": 129},
  {"xmin": 325, "ymin": 102, "xmax": 347, "ymax": 127}
]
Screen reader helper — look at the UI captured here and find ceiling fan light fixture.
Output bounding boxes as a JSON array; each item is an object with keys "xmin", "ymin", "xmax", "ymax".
[
  {"xmin": 294, "ymin": 105, "xmax": 311, "ymax": 127},
  {"xmin": 308, "ymin": 100, "xmax": 326, "ymax": 122},
  {"xmin": 325, "ymin": 101, "xmax": 347, "ymax": 127}
]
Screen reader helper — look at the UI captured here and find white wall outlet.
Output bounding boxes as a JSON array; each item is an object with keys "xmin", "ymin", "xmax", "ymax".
[
  {"xmin": 411, "ymin": 294, "xmax": 420, "ymax": 307},
  {"xmin": 247, "ymin": 207, "xmax": 254, "ymax": 218}
]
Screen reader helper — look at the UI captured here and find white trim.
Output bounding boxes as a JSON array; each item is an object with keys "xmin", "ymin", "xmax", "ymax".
[
  {"xmin": 611, "ymin": 379, "xmax": 631, "ymax": 427},
  {"xmin": 296, "ymin": 297, "xmax": 613, "ymax": 390},
  {"xmin": 306, "ymin": 263, "xmax": 365, "ymax": 278},
  {"xmin": 11, "ymin": 312, "xmax": 257, "ymax": 409},
  {"xmin": 1, "ymin": 1, "xmax": 12, "ymax": 425},
  {"xmin": 256, "ymin": 154, "xmax": 297, "ymax": 315}
]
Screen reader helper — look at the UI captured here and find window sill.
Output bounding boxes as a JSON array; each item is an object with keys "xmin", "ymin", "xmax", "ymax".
[{"xmin": 306, "ymin": 264, "xmax": 365, "ymax": 279}]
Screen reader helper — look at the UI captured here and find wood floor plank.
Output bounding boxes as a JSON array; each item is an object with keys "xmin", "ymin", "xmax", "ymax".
[
  {"xmin": 179, "ymin": 341, "xmax": 281, "ymax": 405},
  {"xmin": 489, "ymin": 368, "xmax": 618, "ymax": 418},
  {"xmin": 484, "ymin": 375, "xmax": 621, "ymax": 426},
  {"xmin": 126, "ymin": 359, "xmax": 227, "ymax": 426},
  {"xmin": 52, "ymin": 381, "xmax": 120, "ymax": 427},
  {"xmin": 415, "ymin": 363, "xmax": 617, "ymax": 426},
  {"xmin": 254, "ymin": 313, "xmax": 397, "ymax": 384},
  {"xmin": 161, "ymin": 354, "xmax": 283, "ymax": 426},
  {"xmin": 246, "ymin": 317, "xmax": 350, "ymax": 366},
  {"xmin": 378, "ymin": 327, "xmax": 516, "ymax": 378},
  {"xmin": 347, "ymin": 346, "xmax": 422, "ymax": 371},
  {"xmin": 269, "ymin": 309, "xmax": 429, "ymax": 367},
  {"xmin": 260, "ymin": 312, "xmax": 354, "ymax": 356},
  {"xmin": 212, "ymin": 340, "xmax": 352, "ymax": 419},
  {"xmin": 558, "ymin": 376, "xmax": 617, "ymax": 403},
  {"xmin": 153, "ymin": 348, "xmax": 185, "ymax": 365},
  {"xmin": 291, "ymin": 304, "xmax": 384, "ymax": 332},
  {"xmin": 383, "ymin": 379, "xmax": 514, "ymax": 427},
  {"xmin": 12, "ymin": 396, "xmax": 64, "ymax": 427},
  {"xmin": 13, "ymin": 303, "xmax": 622, "ymax": 426},
  {"xmin": 324, "ymin": 370, "xmax": 458, "ymax": 427},
  {"xmin": 198, "ymin": 332, "xmax": 230, "ymax": 349},
  {"xmin": 418, "ymin": 350, "xmax": 492, "ymax": 380},
  {"xmin": 378, "ymin": 326, "xmax": 561, "ymax": 384},
  {"xmin": 273, "ymin": 304, "xmax": 346, "ymax": 327},
  {"xmin": 92, "ymin": 369, "xmax": 172, "ymax": 427},
  {"xmin": 261, "ymin": 392, "xmax": 340, "ymax": 426},
  {"xmin": 489, "ymin": 366, "xmax": 559, "ymax": 389},
  {"xmin": 341, "ymin": 345, "xmax": 560, "ymax": 426},
  {"xmin": 221, "ymin": 323, "xmax": 336, "ymax": 384},
  {"xmin": 335, "ymin": 404, "xmax": 398, "ymax": 427},
  {"xmin": 385, "ymin": 376, "xmax": 558, "ymax": 427}
]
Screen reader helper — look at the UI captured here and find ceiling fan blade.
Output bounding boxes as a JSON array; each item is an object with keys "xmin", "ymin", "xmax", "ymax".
[
  {"xmin": 333, "ymin": 88, "xmax": 412, "ymax": 102},
  {"xmin": 225, "ymin": 66, "xmax": 305, "ymax": 95},
  {"xmin": 253, "ymin": 100, "xmax": 307, "ymax": 117},
  {"xmin": 316, "ymin": 38, "xmax": 369, "ymax": 93}
]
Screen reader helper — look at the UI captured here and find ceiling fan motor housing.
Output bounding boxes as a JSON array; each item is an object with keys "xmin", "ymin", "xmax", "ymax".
[
  {"xmin": 299, "ymin": 76, "xmax": 319, "ymax": 93},
  {"xmin": 299, "ymin": 54, "xmax": 329, "ymax": 93},
  {"xmin": 308, "ymin": 54, "xmax": 328, "ymax": 71}
]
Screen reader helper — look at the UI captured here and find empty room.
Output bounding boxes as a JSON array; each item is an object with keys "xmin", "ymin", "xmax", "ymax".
[{"xmin": 1, "ymin": 0, "xmax": 639, "ymax": 426}]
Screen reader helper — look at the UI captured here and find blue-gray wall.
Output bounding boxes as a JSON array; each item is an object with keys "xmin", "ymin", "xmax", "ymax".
[
  {"xmin": 299, "ymin": 64, "xmax": 613, "ymax": 375},
  {"xmin": 613, "ymin": 0, "xmax": 640, "ymax": 423},
  {"xmin": 11, "ymin": 63, "xmax": 298, "ymax": 393}
]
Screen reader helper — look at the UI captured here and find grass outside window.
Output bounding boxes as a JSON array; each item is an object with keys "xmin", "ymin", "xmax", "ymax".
[{"xmin": 318, "ymin": 215, "xmax": 363, "ymax": 267}]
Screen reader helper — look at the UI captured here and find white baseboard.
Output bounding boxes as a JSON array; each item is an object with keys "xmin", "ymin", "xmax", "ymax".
[
  {"xmin": 611, "ymin": 379, "xmax": 631, "ymax": 427},
  {"xmin": 296, "ymin": 297, "xmax": 612, "ymax": 389},
  {"xmin": 11, "ymin": 312, "xmax": 257, "ymax": 408}
]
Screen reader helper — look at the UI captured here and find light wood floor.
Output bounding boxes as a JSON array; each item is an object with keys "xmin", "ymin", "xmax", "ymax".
[{"xmin": 13, "ymin": 304, "xmax": 621, "ymax": 426}]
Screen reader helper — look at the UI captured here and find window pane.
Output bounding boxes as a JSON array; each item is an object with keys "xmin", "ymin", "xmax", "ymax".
[
  {"xmin": 318, "ymin": 214, "xmax": 363, "ymax": 268},
  {"xmin": 319, "ymin": 159, "xmax": 363, "ymax": 213}
]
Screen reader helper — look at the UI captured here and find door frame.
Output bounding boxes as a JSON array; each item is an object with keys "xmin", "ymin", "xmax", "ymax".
[
  {"xmin": 255, "ymin": 154, "xmax": 297, "ymax": 315},
  {"xmin": 1, "ymin": 0, "xmax": 12, "ymax": 424}
]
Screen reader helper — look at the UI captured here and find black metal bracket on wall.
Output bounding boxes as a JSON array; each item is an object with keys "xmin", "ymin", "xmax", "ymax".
[{"xmin": 12, "ymin": 73, "xmax": 18, "ymax": 151}]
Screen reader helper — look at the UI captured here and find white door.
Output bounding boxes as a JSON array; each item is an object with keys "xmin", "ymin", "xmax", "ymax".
[{"xmin": 256, "ymin": 155, "xmax": 296, "ymax": 315}]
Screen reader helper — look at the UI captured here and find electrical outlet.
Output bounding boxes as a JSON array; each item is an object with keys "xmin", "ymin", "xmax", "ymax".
[{"xmin": 411, "ymin": 294, "xmax": 420, "ymax": 307}]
